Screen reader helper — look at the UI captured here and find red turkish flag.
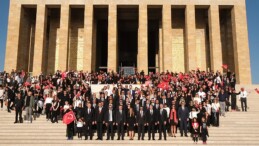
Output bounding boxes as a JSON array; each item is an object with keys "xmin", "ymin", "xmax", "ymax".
[
  {"xmin": 63, "ymin": 111, "xmax": 76, "ymax": 125},
  {"xmin": 24, "ymin": 82, "xmax": 31, "ymax": 87},
  {"xmin": 61, "ymin": 72, "xmax": 67, "ymax": 79},
  {"xmin": 222, "ymin": 64, "xmax": 228, "ymax": 69},
  {"xmin": 182, "ymin": 87, "xmax": 187, "ymax": 92},
  {"xmin": 158, "ymin": 82, "xmax": 169, "ymax": 90}
]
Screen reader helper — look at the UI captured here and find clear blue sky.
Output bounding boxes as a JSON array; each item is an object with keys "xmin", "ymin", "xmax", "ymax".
[{"xmin": 0, "ymin": 0, "xmax": 258, "ymax": 83}]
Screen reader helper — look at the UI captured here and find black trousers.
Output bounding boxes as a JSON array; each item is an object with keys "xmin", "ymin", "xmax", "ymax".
[
  {"xmin": 7, "ymin": 99, "xmax": 12, "ymax": 112},
  {"xmin": 52, "ymin": 110, "xmax": 58, "ymax": 123},
  {"xmin": 147, "ymin": 123, "xmax": 155, "ymax": 140},
  {"xmin": 180, "ymin": 119, "xmax": 188, "ymax": 136},
  {"xmin": 138, "ymin": 123, "xmax": 145, "ymax": 139},
  {"xmin": 106, "ymin": 122, "xmax": 114, "ymax": 140},
  {"xmin": 231, "ymin": 98, "xmax": 237, "ymax": 110},
  {"xmin": 45, "ymin": 103, "xmax": 52, "ymax": 119},
  {"xmin": 15, "ymin": 108, "xmax": 22, "ymax": 122},
  {"xmin": 84, "ymin": 121, "xmax": 93, "ymax": 140},
  {"xmin": 241, "ymin": 98, "xmax": 247, "ymax": 111},
  {"xmin": 117, "ymin": 122, "xmax": 125, "ymax": 139},
  {"xmin": 96, "ymin": 122, "xmax": 103, "ymax": 140},
  {"xmin": 158, "ymin": 122, "xmax": 166, "ymax": 140},
  {"xmin": 0, "ymin": 99, "xmax": 3, "ymax": 108}
]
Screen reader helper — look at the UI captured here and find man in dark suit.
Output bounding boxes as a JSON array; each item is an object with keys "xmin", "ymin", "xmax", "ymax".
[
  {"xmin": 105, "ymin": 104, "xmax": 115, "ymax": 140},
  {"xmin": 95, "ymin": 102, "xmax": 105, "ymax": 140},
  {"xmin": 158, "ymin": 104, "xmax": 167, "ymax": 140},
  {"xmin": 14, "ymin": 92, "xmax": 24, "ymax": 123},
  {"xmin": 178, "ymin": 101, "xmax": 189, "ymax": 137},
  {"xmin": 146, "ymin": 105, "xmax": 157, "ymax": 140},
  {"xmin": 160, "ymin": 95, "xmax": 168, "ymax": 107},
  {"xmin": 115, "ymin": 105, "xmax": 126, "ymax": 140},
  {"xmin": 83, "ymin": 102, "xmax": 94, "ymax": 140},
  {"xmin": 136, "ymin": 106, "xmax": 146, "ymax": 140}
]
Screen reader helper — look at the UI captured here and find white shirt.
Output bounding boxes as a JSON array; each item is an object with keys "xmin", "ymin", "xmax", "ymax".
[
  {"xmin": 206, "ymin": 104, "xmax": 212, "ymax": 115},
  {"xmin": 189, "ymin": 111, "xmax": 199, "ymax": 119},
  {"xmin": 0, "ymin": 89, "xmax": 4, "ymax": 99},
  {"xmin": 239, "ymin": 91, "xmax": 248, "ymax": 98},
  {"xmin": 45, "ymin": 97, "xmax": 53, "ymax": 104},
  {"xmin": 212, "ymin": 103, "xmax": 220, "ymax": 112},
  {"xmin": 193, "ymin": 97, "xmax": 201, "ymax": 104},
  {"xmin": 77, "ymin": 121, "xmax": 83, "ymax": 127},
  {"xmin": 64, "ymin": 104, "xmax": 69, "ymax": 111},
  {"xmin": 215, "ymin": 76, "xmax": 222, "ymax": 84},
  {"xmin": 198, "ymin": 91, "xmax": 206, "ymax": 101}
]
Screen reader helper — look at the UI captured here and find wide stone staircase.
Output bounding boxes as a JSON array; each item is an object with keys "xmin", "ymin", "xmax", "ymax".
[{"xmin": 0, "ymin": 85, "xmax": 259, "ymax": 146}]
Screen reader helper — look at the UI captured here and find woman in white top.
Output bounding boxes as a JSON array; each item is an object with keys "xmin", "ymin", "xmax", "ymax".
[
  {"xmin": 44, "ymin": 93, "xmax": 53, "ymax": 121},
  {"xmin": 0, "ymin": 86, "xmax": 5, "ymax": 109},
  {"xmin": 211, "ymin": 98, "xmax": 220, "ymax": 127}
]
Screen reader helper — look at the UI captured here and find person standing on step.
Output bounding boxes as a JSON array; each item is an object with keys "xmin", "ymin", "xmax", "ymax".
[
  {"xmin": 0, "ymin": 85, "xmax": 5, "ymax": 110},
  {"xmin": 116, "ymin": 105, "xmax": 126, "ymax": 140},
  {"xmin": 200, "ymin": 117, "xmax": 209, "ymax": 144},
  {"xmin": 24, "ymin": 89, "xmax": 34, "ymax": 123},
  {"xmin": 95, "ymin": 102, "xmax": 105, "ymax": 140},
  {"xmin": 83, "ymin": 102, "xmax": 94, "ymax": 140},
  {"xmin": 136, "ymin": 106, "xmax": 146, "ymax": 140},
  {"xmin": 14, "ymin": 92, "xmax": 24, "ymax": 123},
  {"xmin": 239, "ymin": 88, "xmax": 248, "ymax": 112},
  {"xmin": 192, "ymin": 118, "xmax": 199, "ymax": 144},
  {"xmin": 178, "ymin": 101, "xmax": 189, "ymax": 137},
  {"xmin": 105, "ymin": 104, "xmax": 115, "ymax": 140},
  {"xmin": 158, "ymin": 104, "xmax": 167, "ymax": 140}
]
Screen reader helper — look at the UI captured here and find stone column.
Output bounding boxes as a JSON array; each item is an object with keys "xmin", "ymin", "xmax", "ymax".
[
  {"xmin": 185, "ymin": 5, "xmax": 196, "ymax": 71},
  {"xmin": 107, "ymin": 4, "xmax": 117, "ymax": 72},
  {"xmin": 138, "ymin": 4, "xmax": 148, "ymax": 73},
  {"xmin": 162, "ymin": 5, "xmax": 172, "ymax": 72},
  {"xmin": 32, "ymin": 4, "xmax": 46, "ymax": 75},
  {"xmin": 4, "ymin": 2, "xmax": 21, "ymax": 72},
  {"xmin": 159, "ymin": 26, "xmax": 163, "ymax": 72},
  {"xmin": 231, "ymin": 5, "xmax": 252, "ymax": 84},
  {"xmin": 58, "ymin": 4, "xmax": 69, "ymax": 71},
  {"xmin": 208, "ymin": 5, "xmax": 223, "ymax": 72},
  {"xmin": 83, "ymin": 5, "xmax": 93, "ymax": 72}
]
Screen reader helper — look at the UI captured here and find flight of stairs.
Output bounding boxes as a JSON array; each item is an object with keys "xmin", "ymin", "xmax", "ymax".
[{"xmin": 0, "ymin": 84, "xmax": 259, "ymax": 146}]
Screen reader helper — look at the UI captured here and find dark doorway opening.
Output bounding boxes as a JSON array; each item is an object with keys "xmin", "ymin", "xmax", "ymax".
[
  {"xmin": 148, "ymin": 7, "xmax": 161, "ymax": 73},
  {"xmin": 117, "ymin": 7, "xmax": 138, "ymax": 67},
  {"xmin": 94, "ymin": 7, "xmax": 108, "ymax": 72}
]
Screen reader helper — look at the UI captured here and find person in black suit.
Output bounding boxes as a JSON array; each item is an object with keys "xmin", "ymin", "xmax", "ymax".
[
  {"xmin": 95, "ymin": 102, "xmax": 105, "ymax": 140},
  {"xmin": 146, "ymin": 105, "xmax": 157, "ymax": 140},
  {"xmin": 105, "ymin": 104, "xmax": 115, "ymax": 140},
  {"xmin": 83, "ymin": 102, "xmax": 94, "ymax": 140},
  {"xmin": 160, "ymin": 95, "xmax": 168, "ymax": 107},
  {"xmin": 127, "ymin": 107, "xmax": 136, "ymax": 140},
  {"xmin": 158, "ymin": 104, "xmax": 167, "ymax": 140},
  {"xmin": 178, "ymin": 101, "xmax": 189, "ymax": 137},
  {"xmin": 136, "ymin": 106, "xmax": 146, "ymax": 140},
  {"xmin": 14, "ymin": 92, "xmax": 24, "ymax": 123},
  {"xmin": 116, "ymin": 105, "xmax": 126, "ymax": 140}
]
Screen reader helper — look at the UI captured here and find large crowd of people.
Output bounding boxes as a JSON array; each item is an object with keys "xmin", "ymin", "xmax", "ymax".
[{"xmin": 0, "ymin": 68, "xmax": 249, "ymax": 144}]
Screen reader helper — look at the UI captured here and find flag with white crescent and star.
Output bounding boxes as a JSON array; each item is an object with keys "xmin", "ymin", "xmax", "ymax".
[{"xmin": 63, "ymin": 111, "xmax": 76, "ymax": 125}]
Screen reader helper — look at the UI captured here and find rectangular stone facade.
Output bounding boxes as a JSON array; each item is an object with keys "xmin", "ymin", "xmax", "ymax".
[{"xmin": 4, "ymin": 0, "xmax": 251, "ymax": 84}]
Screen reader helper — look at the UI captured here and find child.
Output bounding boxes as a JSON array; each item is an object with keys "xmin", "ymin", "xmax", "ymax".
[
  {"xmin": 192, "ymin": 118, "xmax": 199, "ymax": 144},
  {"xmin": 76, "ymin": 118, "xmax": 84, "ymax": 139},
  {"xmin": 200, "ymin": 117, "xmax": 209, "ymax": 144}
]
